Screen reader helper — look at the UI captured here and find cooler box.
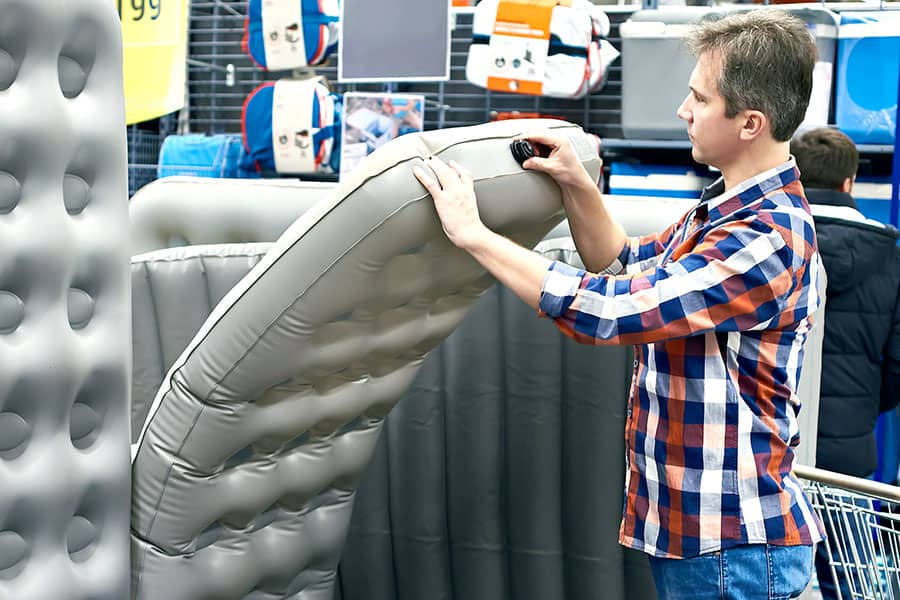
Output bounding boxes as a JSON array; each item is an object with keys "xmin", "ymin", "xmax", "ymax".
[
  {"xmin": 835, "ymin": 11, "xmax": 900, "ymax": 145},
  {"xmin": 609, "ymin": 162, "xmax": 715, "ymax": 199},
  {"xmin": 620, "ymin": 7, "xmax": 838, "ymax": 140},
  {"xmin": 854, "ymin": 176, "xmax": 894, "ymax": 225},
  {"xmin": 157, "ymin": 134, "xmax": 251, "ymax": 179},
  {"xmin": 619, "ymin": 7, "xmax": 706, "ymax": 141}
]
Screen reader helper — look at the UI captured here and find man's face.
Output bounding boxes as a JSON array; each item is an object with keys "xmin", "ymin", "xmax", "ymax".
[{"xmin": 676, "ymin": 52, "xmax": 743, "ymax": 169}]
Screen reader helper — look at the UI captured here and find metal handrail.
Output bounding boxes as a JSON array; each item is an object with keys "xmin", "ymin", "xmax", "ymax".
[{"xmin": 795, "ymin": 464, "xmax": 900, "ymax": 504}]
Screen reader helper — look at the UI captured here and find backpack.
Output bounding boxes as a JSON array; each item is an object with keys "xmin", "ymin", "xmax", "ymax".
[
  {"xmin": 466, "ymin": 0, "xmax": 619, "ymax": 99},
  {"xmin": 241, "ymin": 78, "xmax": 342, "ymax": 176}
]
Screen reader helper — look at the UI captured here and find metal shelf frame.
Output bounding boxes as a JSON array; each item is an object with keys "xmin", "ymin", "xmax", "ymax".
[{"xmin": 150, "ymin": 0, "xmax": 900, "ymax": 222}]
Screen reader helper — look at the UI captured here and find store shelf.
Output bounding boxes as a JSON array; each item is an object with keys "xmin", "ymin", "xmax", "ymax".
[
  {"xmin": 165, "ymin": 0, "xmax": 898, "ymax": 219},
  {"xmin": 185, "ymin": 3, "xmax": 635, "ymax": 138},
  {"xmin": 858, "ymin": 144, "xmax": 897, "ymax": 154},
  {"xmin": 601, "ymin": 139, "xmax": 895, "ymax": 153},
  {"xmin": 602, "ymin": 138, "xmax": 691, "ymax": 150}
]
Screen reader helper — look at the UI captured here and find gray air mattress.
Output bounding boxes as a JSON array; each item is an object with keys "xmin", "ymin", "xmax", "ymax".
[
  {"xmin": 0, "ymin": 0, "xmax": 130, "ymax": 598},
  {"xmin": 129, "ymin": 119, "xmax": 601, "ymax": 599}
]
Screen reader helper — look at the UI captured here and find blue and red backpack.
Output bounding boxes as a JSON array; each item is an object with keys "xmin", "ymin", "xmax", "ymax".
[
  {"xmin": 240, "ymin": 80, "xmax": 342, "ymax": 176},
  {"xmin": 242, "ymin": 0, "xmax": 340, "ymax": 70}
]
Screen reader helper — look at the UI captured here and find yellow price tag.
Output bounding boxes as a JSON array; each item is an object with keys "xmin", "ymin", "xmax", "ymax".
[{"xmin": 118, "ymin": 0, "xmax": 189, "ymax": 124}]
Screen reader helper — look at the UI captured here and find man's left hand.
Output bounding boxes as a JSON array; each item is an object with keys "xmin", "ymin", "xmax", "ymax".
[{"xmin": 413, "ymin": 156, "xmax": 489, "ymax": 250}]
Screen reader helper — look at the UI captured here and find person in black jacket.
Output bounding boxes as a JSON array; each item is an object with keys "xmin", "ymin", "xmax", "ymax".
[{"xmin": 792, "ymin": 127, "xmax": 900, "ymax": 599}]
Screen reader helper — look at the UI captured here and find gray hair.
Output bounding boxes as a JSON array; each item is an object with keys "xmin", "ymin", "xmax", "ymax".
[{"xmin": 686, "ymin": 10, "xmax": 817, "ymax": 142}]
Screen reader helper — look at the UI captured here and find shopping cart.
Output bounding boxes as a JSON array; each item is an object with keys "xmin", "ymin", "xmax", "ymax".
[{"xmin": 795, "ymin": 464, "xmax": 900, "ymax": 599}]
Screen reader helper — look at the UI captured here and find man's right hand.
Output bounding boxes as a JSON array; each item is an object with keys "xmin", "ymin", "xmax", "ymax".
[
  {"xmin": 518, "ymin": 129, "xmax": 601, "ymax": 192},
  {"xmin": 517, "ymin": 129, "xmax": 626, "ymax": 274}
]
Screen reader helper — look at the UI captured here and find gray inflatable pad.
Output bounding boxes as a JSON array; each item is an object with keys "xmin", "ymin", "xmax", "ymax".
[
  {"xmin": 130, "ymin": 119, "xmax": 601, "ymax": 599},
  {"xmin": 131, "ymin": 244, "xmax": 272, "ymax": 444},
  {"xmin": 0, "ymin": 0, "xmax": 130, "ymax": 598},
  {"xmin": 129, "ymin": 177, "xmax": 336, "ymax": 255}
]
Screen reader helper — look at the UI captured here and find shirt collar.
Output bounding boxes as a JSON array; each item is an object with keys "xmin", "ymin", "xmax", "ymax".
[{"xmin": 697, "ymin": 157, "xmax": 799, "ymax": 222}]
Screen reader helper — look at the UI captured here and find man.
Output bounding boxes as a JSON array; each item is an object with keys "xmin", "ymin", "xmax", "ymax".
[
  {"xmin": 791, "ymin": 127, "xmax": 900, "ymax": 600},
  {"xmin": 414, "ymin": 8, "xmax": 824, "ymax": 599}
]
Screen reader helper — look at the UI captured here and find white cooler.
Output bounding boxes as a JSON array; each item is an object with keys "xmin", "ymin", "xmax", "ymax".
[{"xmin": 620, "ymin": 7, "xmax": 838, "ymax": 140}]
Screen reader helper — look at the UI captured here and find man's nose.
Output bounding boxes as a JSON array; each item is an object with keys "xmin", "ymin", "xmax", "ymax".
[{"xmin": 676, "ymin": 96, "xmax": 691, "ymax": 122}]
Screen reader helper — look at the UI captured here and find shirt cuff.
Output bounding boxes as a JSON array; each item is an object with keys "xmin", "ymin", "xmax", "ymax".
[
  {"xmin": 538, "ymin": 261, "xmax": 586, "ymax": 319},
  {"xmin": 600, "ymin": 240, "xmax": 632, "ymax": 276}
]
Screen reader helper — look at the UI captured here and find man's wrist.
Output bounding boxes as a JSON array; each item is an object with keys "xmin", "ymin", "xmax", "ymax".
[
  {"xmin": 561, "ymin": 175, "xmax": 601, "ymax": 204},
  {"xmin": 454, "ymin": 222, "xmax": 495, "ymax": 253}
]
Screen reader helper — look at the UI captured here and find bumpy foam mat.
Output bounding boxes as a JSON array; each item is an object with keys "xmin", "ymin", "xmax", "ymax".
[
  {"xmin": 130, "ymin": 119, "xmax": 601, "ymax": 599},
  {"xmin": 0, "ymin": 0, "xmax": 130, "ymax": 598}
]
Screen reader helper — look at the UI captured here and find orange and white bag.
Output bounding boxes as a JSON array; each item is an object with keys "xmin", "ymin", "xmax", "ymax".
[{"xmin": 465, "ymin": 0, "xmax": 620, "ymax": 99}]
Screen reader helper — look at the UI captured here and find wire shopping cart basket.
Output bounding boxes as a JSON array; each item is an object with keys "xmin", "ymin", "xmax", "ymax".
[{"xmin": 795, "ymin": 464, "xmax": 900, "ymax": 599}]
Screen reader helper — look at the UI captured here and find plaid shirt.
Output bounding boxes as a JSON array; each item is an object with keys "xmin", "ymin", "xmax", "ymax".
[{"xmin": 539, "ymin": 159, "xmax": 825, "ymax": 558}]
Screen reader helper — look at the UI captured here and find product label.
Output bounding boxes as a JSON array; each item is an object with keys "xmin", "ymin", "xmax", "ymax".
[
  {"xmin": 118, "ymin": 0, "xmax": 189, "ymax": 124},
  {"xmin": 261, "ymin": 0, "xmax": 307, "ymax": 70},
  {"xmin": 272, "ymin": 79, "xmax": 319, "ymax": 173},
  {"xmin": 486, "ymin": 0, "xmax": 558, "ymax": 95}
]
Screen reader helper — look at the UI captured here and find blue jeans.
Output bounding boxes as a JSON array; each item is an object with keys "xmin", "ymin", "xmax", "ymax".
[{"xmin": 648, "ymin": 544, "xmax": 814, "ymax": 600}]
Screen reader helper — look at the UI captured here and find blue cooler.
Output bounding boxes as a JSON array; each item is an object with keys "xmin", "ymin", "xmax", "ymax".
[
  {"xmin": 157, "ymin": 134, "xmax": 251, "ymax": 179},
  {"xmin": 609, "ymin": 163, "xmax": 715, "ymax": 199},
  {"xmin": 836, "ymin": 11, "xmax": 900, "ymax": 145}
]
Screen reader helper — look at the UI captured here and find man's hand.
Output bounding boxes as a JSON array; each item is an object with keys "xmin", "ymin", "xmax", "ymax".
[
  {"xmin": 518, "ymin": 129, "xmax": 625, "ymax": 273},
  {"xmin": 412, "ymin": 155, "xmax": 553, "ymax": 310},
  {"xmin": 518, "ymin": 129, "xmax": 600, "ymax": 191},
  {"xmin": 413, "ymin": 156, "xmax": 489, "ymax": 250}
]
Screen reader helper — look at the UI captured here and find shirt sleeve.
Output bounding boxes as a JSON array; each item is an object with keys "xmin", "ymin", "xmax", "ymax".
[
  {"xmin": 608, "ymin": 220, "xmax": 682, "ymax": 276},
  {"xmin": 538, "ymin": 217, "xmax": 802, "ymax": 346}
]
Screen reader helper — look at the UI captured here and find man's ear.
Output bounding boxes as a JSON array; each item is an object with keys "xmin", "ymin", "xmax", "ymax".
[
  {"xmin": 739, "ymin": 110, "xmax": 767, "ymax": 141},
  {"xmin": 840, "ymin": 176, "xmax": 854, "ymax": 194}
]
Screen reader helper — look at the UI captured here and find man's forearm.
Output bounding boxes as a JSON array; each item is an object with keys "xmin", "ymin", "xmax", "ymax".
[
  {"xmin": 462, "ymin": 229, "xmax": 554, "ymax": 311},
  {"xmin": 561, "ymin": 180, "xmax": 627, "ymax": 273},
  {"xmin": 455, "ymin": 180, "xmax": 626, "ymax": 312}
]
